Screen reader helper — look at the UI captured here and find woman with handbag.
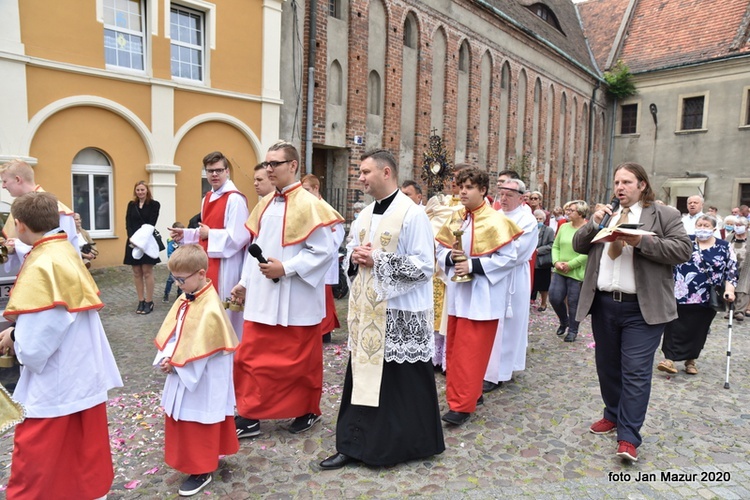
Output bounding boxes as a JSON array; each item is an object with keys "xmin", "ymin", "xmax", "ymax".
[
  {"xmin": 549, "ymin": 200, "xmax": 589, "ymax": 342},
  {"xmin": 531, "ymin": 209, "xmax": 556, "ymax": 312},
  {"xmin": 658, "ymin": 215, "xmax": 737, "ymax": 375},
  {"xmin": 123, "ymin": 180, "xmax": 161, "ymax": 314}
]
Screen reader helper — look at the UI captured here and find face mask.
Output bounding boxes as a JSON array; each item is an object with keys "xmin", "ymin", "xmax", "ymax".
[
  {"xmin": 537, "ymin": 222, "xmax": 544, "ymax": 229},
  {"xmin": 725, "ymin": 225, "xmax": 734, "ymax": 233},
  {"xmin": 735, "ymin": 225, "xmax": 747, "ymax": 235},
  {"xmin": 695, "ymin": 229, "xmax": 713, "ymax": 241},
  {"xmin": 354, "ymin": 212, "xmax": 359, "ymax": 219}
]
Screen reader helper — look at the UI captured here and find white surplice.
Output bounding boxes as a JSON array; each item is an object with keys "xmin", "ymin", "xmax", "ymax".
[
  {"xmin": 14, "ymin": 307, "xmax": 122, "ymax": 418},
  {"xmin": 435, "ymin": 214, "xmax": 516, "ymax": 321},
  {"xmin": 239, "ymin": 184, "xmax": 334, "ymax": 326}
]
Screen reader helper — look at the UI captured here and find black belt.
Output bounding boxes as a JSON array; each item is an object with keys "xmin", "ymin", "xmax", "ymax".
[{"xmin": 598, "ymin": 290, "xmax": 638, "ymax": 302}]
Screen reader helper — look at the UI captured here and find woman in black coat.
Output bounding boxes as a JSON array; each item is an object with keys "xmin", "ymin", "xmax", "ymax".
[{"xmin": 124, "ymin": 180, "xmax": 160, "ymax": 314}]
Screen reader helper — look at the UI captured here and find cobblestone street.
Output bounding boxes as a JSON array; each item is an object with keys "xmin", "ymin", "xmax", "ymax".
[{"xmin": 1, "ymin": 264, "xmax": 749, "ymax": 499}]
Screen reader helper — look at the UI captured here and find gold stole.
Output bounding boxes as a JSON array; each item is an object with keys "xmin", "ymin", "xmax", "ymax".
[
  {"xmin": 244, "ymin": 183, "xmax": 344, "ymax": 246},
  {"xmin": 3, "ymin": 235, "xmax": 102, "ymax": 323},
  {"xmin": 348, "ymin": 194, "xmax": 412, "ymax": 407},
  {"xmin": 154, "ymin": 281, "xmax": 238, "ymax": 367},
  {"xmin": 435, "ymin": 202, "xmax": 523, "ymax": 256}
]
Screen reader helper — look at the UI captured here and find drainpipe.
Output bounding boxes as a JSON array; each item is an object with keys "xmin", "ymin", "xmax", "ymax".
[
  {"xmin": 304, "ymin": 0, "xmax": 318, "ymax": 173},
  {"xmin": 585, "ymin": 80, "xmax": 600, "ymax": 201}
]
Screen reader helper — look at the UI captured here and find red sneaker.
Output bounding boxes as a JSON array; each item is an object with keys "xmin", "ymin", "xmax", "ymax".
[
  {"xmin": 616, "ymin": 440, "xmax": 638, "ymax": 462},
  {"xmin": 589, "ymin": 418, "xmax": 616, "ymax": 434}
]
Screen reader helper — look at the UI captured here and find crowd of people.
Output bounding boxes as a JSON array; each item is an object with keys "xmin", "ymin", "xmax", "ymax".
[{"xmin": 0, "ymin": 151, "xmax": 747, "ymax": 496}]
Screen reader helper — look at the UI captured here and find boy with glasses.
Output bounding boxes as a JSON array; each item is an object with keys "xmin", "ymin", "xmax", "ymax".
[{"xmin": 154, "ymin": 244, "xmax": 239, "ymax": 496}]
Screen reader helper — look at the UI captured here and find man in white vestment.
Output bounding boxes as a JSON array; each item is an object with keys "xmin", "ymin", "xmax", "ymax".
[{"xmin": 484, "ymin": 178, "xmax": 538, "ymax": 391}]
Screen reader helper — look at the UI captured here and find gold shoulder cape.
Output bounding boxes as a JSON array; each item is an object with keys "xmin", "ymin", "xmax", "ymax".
[
  {"xmin": 245, "ymin": 183, "xmax": 344, "ymax": 246},
  {"xmin": 154, "ymin": 281, "xmax": 238, "ymax": 367},
  {"xmin": 2, "ymin": 186, "xmax": 74, "ymax": 239},
  {"xmin": 3, "ymin": 234, "xmax": 102, "ymax": 322},
  {"xmin": 435, "ymin": 202, "xmax": 523, "ymax": 256}
]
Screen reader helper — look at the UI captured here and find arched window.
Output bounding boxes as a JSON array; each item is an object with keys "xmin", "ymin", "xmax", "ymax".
[
  {"xmin": 329, "ymin": 60, "xmax": 343, "ymax": 105},
  {"xmin": 403, "ymin": 13, "xmax": 417, "ymax": 49},
  {"xmin": 368, "ymin": 70, "xmax": 381, "ymax": 115},
  {"xmin": 458, "ymin": 41, "xmax": 470, "ymax": 73},
  {"xmin": 71, "ymin": 148, "xmax": 114, "ymax": 235}
]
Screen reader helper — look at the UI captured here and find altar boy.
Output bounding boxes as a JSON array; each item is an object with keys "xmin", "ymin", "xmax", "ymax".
[
  {"xmin": 154, "ymin": 244, "xmax": 239, "ymax": 496},
  {"xmin": 435, "ymin": 168, "xmax": 522, "ymax": 425},
  {"xmin": 0, "ymin": 192, "xmax": 122, "ymax": 499}
]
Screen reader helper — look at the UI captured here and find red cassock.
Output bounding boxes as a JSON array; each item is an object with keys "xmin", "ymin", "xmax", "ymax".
[
  {"xmin": 234, "ymin": 322, "xmax": 323, "ymax": 419},
  {"xmin": 165, "ymin": 416, "xmax": 239, "ymax": 475},
  {"xmin": 7, "ymin": 403, "xmax": 113, "ymax": 499},
  {"xmin": 445, "ymin": 317, "xmax": 499, "ymax": 413}
]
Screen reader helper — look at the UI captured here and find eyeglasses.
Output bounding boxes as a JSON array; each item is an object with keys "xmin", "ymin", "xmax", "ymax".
[
  {"xmin": 529, "ymin": 197, "xmax": 541, "ymax": 200},
  {"xmin": 173, "ymin": 270, "xmax": 199, "ymax": 285},
  {"xmin": 205, "ymin": 167, "xmax": 226, "ymax": 175},
  {"xmin": 261, "ymin": 160, "xmax": 291, "ymax": 169}
]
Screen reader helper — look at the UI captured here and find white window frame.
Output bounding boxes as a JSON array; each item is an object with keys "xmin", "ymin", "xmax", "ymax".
[
  {"xmin": 676, "ymin": 91, "xmax": 709, "ymax": 133},
  {"xmin": 169, "ymin": 5, "xmax": 205, "ymax": 83},
  {"xmin": 740, "ymin": 86, "xmax": 750, "ymax": 129},
  {"xmin": 616, "ymin": 100, "xmax": 641, "ymax": 136},
  {"xmin": 165, "ymin": 0, "xmax": 215, "ymax": 85},
  {"xmin": 71, "ymin": 163, "xmax": 115, "ymax": 238},
  {"xmin": 102, "ymin": 0, "xmax": 148, "ymax": 74}
]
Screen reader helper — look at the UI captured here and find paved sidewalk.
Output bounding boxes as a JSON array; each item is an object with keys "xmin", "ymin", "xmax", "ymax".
[{"xmin": 1, "ymin": 264, "xmax": 748, "ymax": 498}]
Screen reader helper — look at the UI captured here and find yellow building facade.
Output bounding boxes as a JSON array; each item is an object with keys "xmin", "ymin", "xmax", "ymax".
[{"xmin": 0, "ymin": 0, "xmax": 285, "ymax": 267}]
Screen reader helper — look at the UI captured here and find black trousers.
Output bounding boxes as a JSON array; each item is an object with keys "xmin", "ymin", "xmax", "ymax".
[{"xmin": 590, "ymin": 292, "xmax": 665, "ymax": 447}]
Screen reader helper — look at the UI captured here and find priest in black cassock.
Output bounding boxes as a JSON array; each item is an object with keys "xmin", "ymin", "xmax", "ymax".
[{"xmin": 320, "ymin": 149, "xmax": 444, "ymax": 469}]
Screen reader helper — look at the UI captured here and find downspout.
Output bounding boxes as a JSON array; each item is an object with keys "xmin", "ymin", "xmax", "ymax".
[
  {"xmin": 585, "ymin": 80, "xmax": 600, "ymax": 201},
  {"xmin": 304, "ymin": 0, "xmax": 318, "ymax": 173}
]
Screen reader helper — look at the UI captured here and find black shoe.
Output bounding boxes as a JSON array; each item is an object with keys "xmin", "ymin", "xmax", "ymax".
[
  {"xmin": 564, "ymin": 331, "xmax": 578, "ymax": 342},
  {"xmin": 178, "ymin": 473, "xmax": 212, "ymax": 496},
  {"xmin": 289, "ymin": 413, "xmax": 321, "ymax": 434},
  {"xmin": 235, "ymin": 416, "xmax": 260, "ymax": 438},
  {"xmin": 162, "ymin": 294, "xmax": 169, "ymax": 303},
  {"xmin": 319, "ymin": 452, "xmax": 356, "ymax": 470},
  {"xmin": 442, "ymin": 410, "xmax": 471, "ymax": 426},
  {"xmin": 556, "ymin": 325, "xmax": 568, "ymax": 336},
  {"xmin": 136, "ymin": 300, "xmax": 146, "ymax": 314},
  {"xmin": 142, "ymin": 301, "xmax": 154, "ymax": 315},
  {"xmin": 476, "ymin": 395, "xmax": 484, "ymax": 406},
  {"xmin": 482, "ymin": 380, "xmax": 501, "ymax": 393},
  {"xmin": 322, "ymin": 333, "xmax": 332, "ymax": 343}
]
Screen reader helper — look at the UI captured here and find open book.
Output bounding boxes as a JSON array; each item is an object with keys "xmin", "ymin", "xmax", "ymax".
[{"xmin": 592, "ymin": 223, "xmax": 655, "ymax": 244}]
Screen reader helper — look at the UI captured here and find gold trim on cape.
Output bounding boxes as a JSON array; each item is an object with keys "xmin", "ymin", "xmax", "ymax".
[
  {"xmin": 154, "ymin": 281, "xmax": 238, "ymax": 367},
  {"xmin": 435, "ymin": 202, "xmax": 523, "ymax": 256},
  {"xmin": 245, "ymin": 183, "xmax": 344, "ymax": 247},
  {"xmin": 348, "ymin": 194, "xmax": 412, "ymax": 407},
  {"xmin": 3, "ymin": 234, "xmax": 102, "ymax": 323}
]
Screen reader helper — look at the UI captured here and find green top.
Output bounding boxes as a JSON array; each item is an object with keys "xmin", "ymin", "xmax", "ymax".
[{"xmin": 551, "ymin": 222, "xmax": 588, "ymax": 282}]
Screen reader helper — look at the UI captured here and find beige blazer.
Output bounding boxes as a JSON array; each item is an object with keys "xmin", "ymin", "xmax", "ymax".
[{"xmin": 573, "ymin": 203, "xmax": 692, "ymax": 325}]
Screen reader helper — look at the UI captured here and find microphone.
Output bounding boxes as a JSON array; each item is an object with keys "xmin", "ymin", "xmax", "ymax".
[
  {"xmin": 248, "ymin": 243, "xmax": 280, "ymax": 283},
  {"xmin": 599, "ymin": 197, "xmax": 621, "ymax": 229}
]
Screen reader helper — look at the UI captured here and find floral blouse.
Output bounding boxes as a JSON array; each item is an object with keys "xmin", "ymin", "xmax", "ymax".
[{"xmin": 673, "ymin": 237, "xmax": 738, "ymax": 305}]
